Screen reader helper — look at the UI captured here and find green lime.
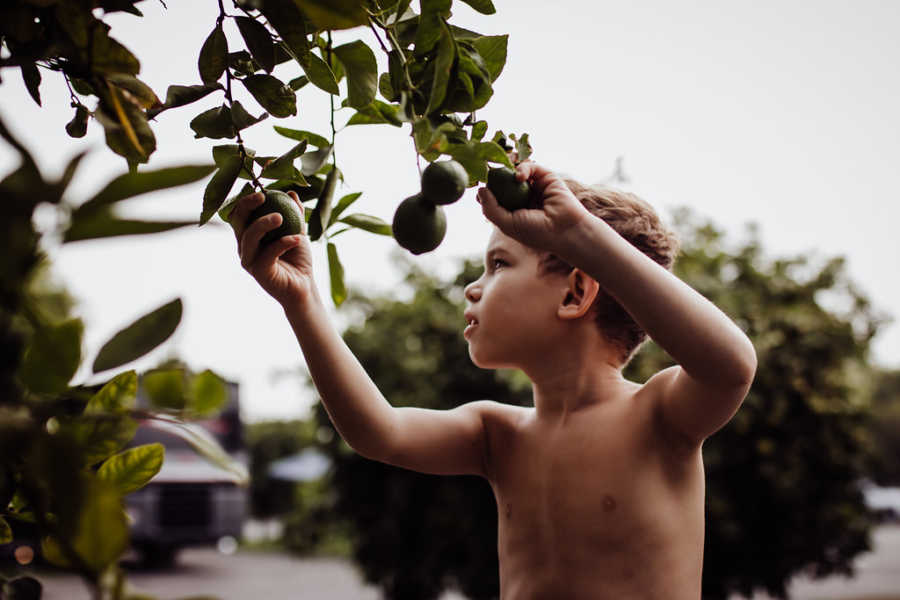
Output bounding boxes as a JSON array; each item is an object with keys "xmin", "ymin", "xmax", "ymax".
[
  {"xmin": 420, "ymin": 159, "xmax": 469, "ymax": 205},
  {"xmin": 487, "ymin": 167, "xmax": 530, "ymax": 211},
  {"xmin": 247, "ymin": 189, "xmax": 304, "ymax": 248},
  {"xmin": 392, "ymin": 193, "xmax": 447, "ymax": 255}
]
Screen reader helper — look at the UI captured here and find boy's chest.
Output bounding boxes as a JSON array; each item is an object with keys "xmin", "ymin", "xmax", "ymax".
[{"xmin": 488, "ymin": 405, "xmax": 681, "ymax": 552}]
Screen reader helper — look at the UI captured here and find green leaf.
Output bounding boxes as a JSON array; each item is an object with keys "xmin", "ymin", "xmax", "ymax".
[
  {"xmin": 149, "ymin": 83, "xmax": 223, "ymax": 118},
  {"xmin": 235, "ymin": 16, "xmax": 276, "ymax": 73},
  {"xmin": 86, "ymin": 370, "xmax": 138, "ymax": 414},
  {"xmin": 97, "ymin": 443, "xmax": 164, "ymax": 495},
  {"xmin": 476, "ymin": 141, "xmax": 514, "ymax": 168},
  {"xmin": 213, "ymin": 144, "xmax": 256, "ymax": 178},
  {"xmin": 273, "ymin": 126, "xmax": 330, "ymax": 148},
  {"xmin": 425, "ymin": 22, "xmax": 456, "ymax": 115},
  {"xmin": 107, "ymin": 74, "xmax": 161, "ymax": 110},
  {"xmin": 293, "ymin": 0, "xmax": 368, "ymax": 30},
  {"xmin": 71, "ymin": 414, "xmax": 139, "ymax": 467},
  {"xmin": 260, "ymin": 140, "xmax": 309, "ymax": 180},
  {"xmin": 327, "ymin": 242, "xmax": 347, "ymax": 306},
  {"xmin": 345, "ymin": 100, "xmax": 403, "ymax": 127},
  {"xmin": 298, "ymin": 51, "xmax": 340, "ymax": 95},
  {"xmin": 471, "ymin": 35, "xmax": 508, "ymax": 82},
  {"xmin": 77, "ymin": 165, "xmax": 216, "ymax": 215},
  {"xmin": 90, "ymin": 30, "xmax": 141, "ymax": 75},
  {"xmin": 300, "ymin": 145, "xmax": 334, "ymax": 176},
  {"xmin": 339, "ymin": 213, "xmax": 392, "ymax": 236},
  {"xmin": 446, "ymin": 141, "xmax": 488, "ymax": 185},
  {"xmin": 64, "ymin": 213, "xmax": 198, "ymax": 243},
  {"xmin": 143, "ymin": 369, "xmax": 187, "ymax": 410},
  {"xmin": 146, "ymin": 418, "xmax": 248, "ymax": 484},
  {"xmin": 92, "ymin": 299, "xmax": 183, "ymax": 373},
  {"xmin": 19, "ymin": 318, "xmax": 83, "ymax": 394},
  {"xmin": 379, "ymin": 72, "xmax": 397, "ymax": 102},
  {"xmin": 190, "ymin": 104, "xmax": 237, "ymax": 139},
  {"xmin": 230, "ymin": 100, "xmax": 269, "ymax": 131},
  {"xmin": 328, "ymin": 192, "xmax": 362, "ymax": 226},
  {"xmin": 190, "ymin": 370, "xmax": 228, "ymax": 416},
  {"xmin": 42, "ymin": 476, "xmax": 129, "ymax": 574},
  {"xmin": 515, "ymin": 132, "xmax": 532, "ymax": 162},
  {"xmin": 0, "ymin": 517, "xmax": 11, "ymax": 544},
  {"xmin": 20, "ymin": 63, "xmax": 41, "ymax": 106},
  {"xmin": 258, "ymin": 0, "xmax": 312, "ymax": 65},
  {"xmin": 241, "ymin": 74, "xmax": 297, "ymax": 118},
  {"xmin": 95, "ymin": 91, "xmax": 156, "ymax": 164},
  {"xmin": 414, "ymin": 0, "xmax": 451, "ymax": 56},
  {"xmin": 458, "ymin": 0, "xmax": 495, "ymax": 13},
  {"xmin": 289, "ymin": 75, "xmax": 310, "ymax": 91},
  {"xmin": 471, "ymin": 120, "xmax": 488, "ymax": 142},
  {"xmin": 333, "ymin": 40, "xmax": 377, "ymax": 109},
  {"xmin": 201, "ymin": 155, "xmax": 244, "ymax": 224},
  {"xmin": 308, "ymin": 166, "xmax": 339, "ymax": 241},
  {"xmin": 199, "ymin": 24, "xmax": 229, "ymax": 84}
]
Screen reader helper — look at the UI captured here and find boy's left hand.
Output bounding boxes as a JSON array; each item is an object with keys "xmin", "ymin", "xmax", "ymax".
[{"xmin": 477, "ymin": 161, "xmax": 590, "ymax": 253}]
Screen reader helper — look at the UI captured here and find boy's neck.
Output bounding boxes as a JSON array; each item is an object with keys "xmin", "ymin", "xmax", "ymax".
[{"xmin": 527, "ymin": 357, "xmax": 631, "ymax": 422}]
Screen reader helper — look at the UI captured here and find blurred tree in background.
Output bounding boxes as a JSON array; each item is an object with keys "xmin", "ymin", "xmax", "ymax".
[
  {"xmin": 626, "ymin": 210, "xmax": 886, "ymax": 599},
  {"xmin": 293, "ymin": 209, "xmax": 891, "ymax": 600},
  {"xmin": 867, "ymin": 369, "xmax": 900, "ymax": 486}
]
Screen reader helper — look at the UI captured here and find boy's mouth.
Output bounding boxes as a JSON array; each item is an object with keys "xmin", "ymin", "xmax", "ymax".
[{"xmin": 463, "ymin": 313, "xmax": 479, "ymax": 338}]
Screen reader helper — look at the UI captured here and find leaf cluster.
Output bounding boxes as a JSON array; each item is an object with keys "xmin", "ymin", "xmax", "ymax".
[
  {"xmin": 2, "ymin": 0, "xmax": 532, "ymax": 307},
  {"xmin": 0, "ymin": 118, "xmax": 238, "ymax": 600}
]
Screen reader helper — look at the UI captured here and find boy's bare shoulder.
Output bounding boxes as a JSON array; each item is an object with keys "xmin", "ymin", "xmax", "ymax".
[
  {"xmin": 461, "ymin": 399, "xmax": 531, "ymax": 428},
  {"xmin": 634, "ymin": 366, "xmax": 704, "ymax": 455}
]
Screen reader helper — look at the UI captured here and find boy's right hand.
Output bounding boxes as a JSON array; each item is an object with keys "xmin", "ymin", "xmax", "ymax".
[{"xmin": 229, "ymin": 191, "xmax": 316, "ymax": 307}]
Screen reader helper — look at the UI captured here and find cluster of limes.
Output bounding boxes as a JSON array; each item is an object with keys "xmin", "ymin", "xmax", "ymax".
[
  {"xmin": 392, "ymin": 159, "xmax": 469, "ymax": 255},
  {"xmin": 241, "ymin": 160, "xmax": 533, "ymax": 256}
]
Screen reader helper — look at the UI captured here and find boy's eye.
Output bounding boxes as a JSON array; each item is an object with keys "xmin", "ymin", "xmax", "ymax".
[{"xmin": 491, "ymin": 258, "xmax": 507, "ymax": 270}]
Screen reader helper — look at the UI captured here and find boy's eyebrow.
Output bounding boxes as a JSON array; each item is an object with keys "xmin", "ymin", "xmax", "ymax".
[{"xmin": 483, "ymin": 246, "xmax": 508, "ymax": 264}]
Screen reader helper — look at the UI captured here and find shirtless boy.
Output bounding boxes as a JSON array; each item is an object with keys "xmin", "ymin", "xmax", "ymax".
[{"xmin": 229, "ymin": 161, "xmax": 757, "ymax": 599}]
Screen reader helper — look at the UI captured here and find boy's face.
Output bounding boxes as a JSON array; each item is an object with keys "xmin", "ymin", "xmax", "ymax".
[{"xmin": 463, "ymin": 228, "xmax": 569, "ymax": 369}]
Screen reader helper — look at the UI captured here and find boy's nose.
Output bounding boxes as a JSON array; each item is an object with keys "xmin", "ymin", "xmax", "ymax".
[{"xmin": 464, "ymin": 281, "xmax": 481, "ymax": 302}]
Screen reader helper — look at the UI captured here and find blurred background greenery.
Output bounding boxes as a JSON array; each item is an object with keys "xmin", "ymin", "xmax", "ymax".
[{"xmin": 242, "ymin": 209, "xmax": 899, "ymax": 600}]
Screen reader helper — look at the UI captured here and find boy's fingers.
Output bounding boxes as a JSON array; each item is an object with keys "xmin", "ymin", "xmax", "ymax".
[
  {"xmin": 515, "ymin": 160, "xmax": 548, "ymax": 182},
  {"xmin": 240, "ymin": 213, "xmax": 282, "ymax": 269},
  {"xmin": 230, "ymin": 191, "xmax": 265, "ymax": 240},
  {"xmin": 256, "ymin": 234, "xmax": 303, "ymax": 270}
]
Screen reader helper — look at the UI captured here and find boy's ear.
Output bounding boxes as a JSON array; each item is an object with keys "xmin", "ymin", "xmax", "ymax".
[{"xmin": 558, "ymin": 268, "xmax": 600, "ymax": 321}]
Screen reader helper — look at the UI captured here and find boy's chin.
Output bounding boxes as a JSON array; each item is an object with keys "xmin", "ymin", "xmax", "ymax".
[{"xmin": 467, "ymin": 347, "xmax": 515, "ymax": 370}]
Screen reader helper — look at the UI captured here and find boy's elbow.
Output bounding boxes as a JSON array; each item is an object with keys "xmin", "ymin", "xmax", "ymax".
[{"xmin": 732, "ymin": 338, "xmax": 757, "ymax": 387}]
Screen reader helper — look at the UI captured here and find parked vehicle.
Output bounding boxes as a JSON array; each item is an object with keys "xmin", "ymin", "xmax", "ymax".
[{"xmin": 125, "ymin": 380, "xmax": 249, "ymax": 566}]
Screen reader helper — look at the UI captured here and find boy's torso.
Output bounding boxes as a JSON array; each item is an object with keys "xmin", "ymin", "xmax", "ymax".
[{"xmin": 483, "ymin": 382, "xmax": 705, "ymax": 599}]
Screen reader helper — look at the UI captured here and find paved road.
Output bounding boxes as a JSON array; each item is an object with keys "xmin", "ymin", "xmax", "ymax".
[
  {"xmin": 21, "ymin": 525, "xmax": 900, "ymax": 600},
  {"xmin": 739, "ymin": 524, "xmax": 900, "ymax": 600},
  {"xmin": 31, "ymin": 550, "xmax": 466, "ymax": 600}
]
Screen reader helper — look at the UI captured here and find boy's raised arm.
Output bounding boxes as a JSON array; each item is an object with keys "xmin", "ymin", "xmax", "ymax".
[
  {"xmin": 230, "ymin": 192, "xmax": 492, "ymax": 477},
  {"xmin": 479, "ymin": 163, "xmax": 757, "ymax": 446}
]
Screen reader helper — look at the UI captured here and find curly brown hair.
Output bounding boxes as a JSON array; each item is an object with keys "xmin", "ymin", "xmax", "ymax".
[{"xmin": 536, "ymin": 179, "xmax": 680, "ymax": 365}]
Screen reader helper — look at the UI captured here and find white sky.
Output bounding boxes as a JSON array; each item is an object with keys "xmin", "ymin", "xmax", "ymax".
[{"xmin": 1, "ymin": 1, "xmax": 898, "ymax": 421}]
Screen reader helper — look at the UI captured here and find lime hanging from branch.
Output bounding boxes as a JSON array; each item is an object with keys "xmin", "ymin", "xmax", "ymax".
[
  {"xmin": 392, "ymin": 194, "xmax": 447, "ymax": 255},
  {"xmin": 487, "ymin": 167, "xmax": 531, "ymax": 211},
  {"xmin": 246, "ymin": 190, "xmax": 305, "ymax": 248},
  {"xmin": 420, "ymin": 159, "xmax": 468, "ymax": 205}
]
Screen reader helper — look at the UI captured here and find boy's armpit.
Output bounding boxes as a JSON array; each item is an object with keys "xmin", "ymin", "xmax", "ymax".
[{"xmin": 645, "ymin": 365, "xmax": 752, "ymax": 449}]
